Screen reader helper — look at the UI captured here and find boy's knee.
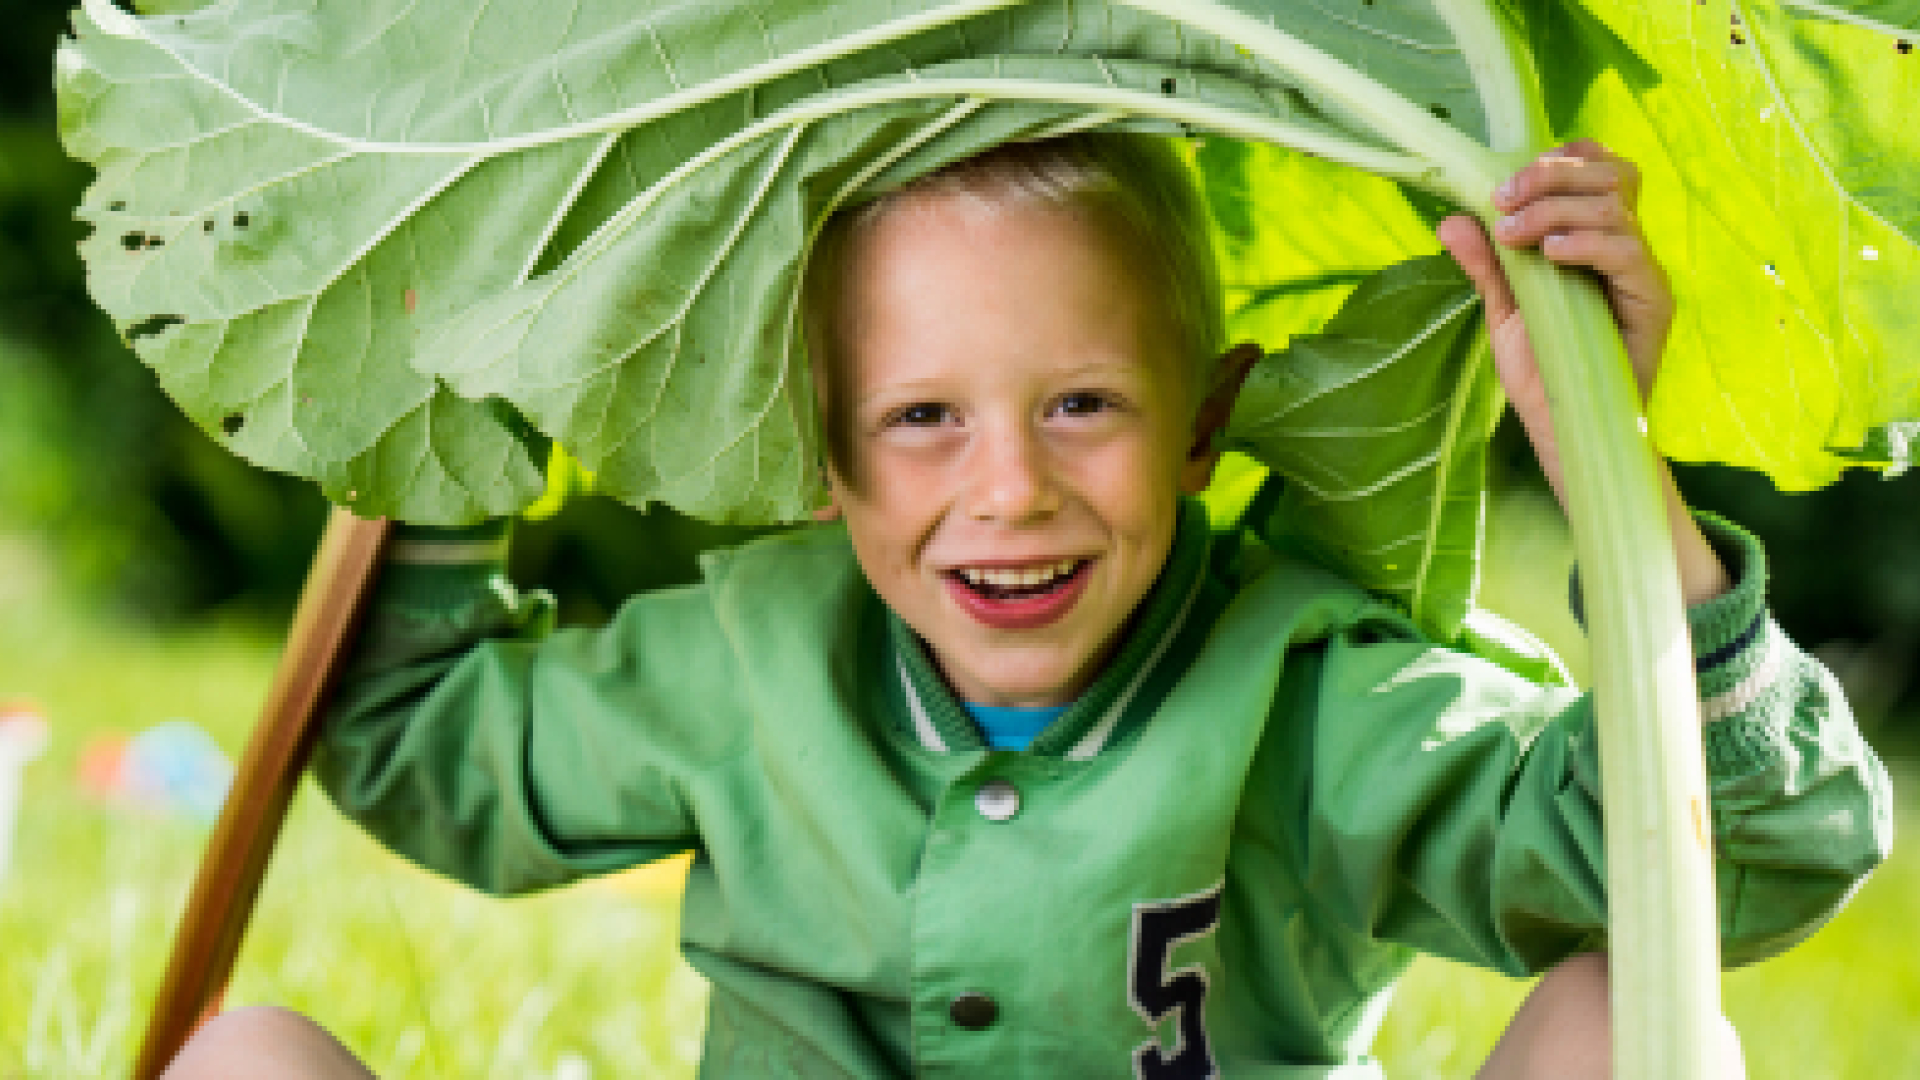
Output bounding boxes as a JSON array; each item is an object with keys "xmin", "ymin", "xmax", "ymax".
[
  {"xmin": 1478, "ymin": 953, "xmax": 1610, "ymax": 1080},
  {"xmin": 162, "ymin": 1005, "xmax": 373, "ymax": 1080},
  {"xmin": 1481, "ymin": 953, "xmax": 1745, "ymax": 1080}
]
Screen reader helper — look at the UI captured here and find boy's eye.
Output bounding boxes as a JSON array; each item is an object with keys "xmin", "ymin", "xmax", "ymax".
[
  {"xmin": 888, "ymin": 402, "xmax": 953, "ymax": 427},
  {"xmin": 1053, "ymin": 392, "xmax": 1115, "ymax": 417}
]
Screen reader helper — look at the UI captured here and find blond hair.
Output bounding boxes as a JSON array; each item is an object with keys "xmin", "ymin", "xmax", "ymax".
[{"xmin": 804, "ymin": 133, "xmax": 1225, "ymax": 391}]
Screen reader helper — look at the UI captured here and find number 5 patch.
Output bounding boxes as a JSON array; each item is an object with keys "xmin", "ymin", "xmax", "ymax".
[{"xmin": 1128, "ymin": 881, "xmax": 1223, "ymax": 1079}]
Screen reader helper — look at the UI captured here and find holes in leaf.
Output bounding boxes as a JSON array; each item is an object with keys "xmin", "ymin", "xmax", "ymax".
[
  {"xmin": 1731, "ymin": 31, "xmax": 1745, "ymax": 45},
  {"xmin": 121, "ymin": 232, "xmax": 146, "ymax": 251},
  {"xmin": 1899, "ymin": 40, "xmax": 1913, "ymax": 54},
  {"xmin": 126, "ymin": 314, "xmax": 184, "ymax": 341},
  {"xmin": 1429, "ymin": 104, "xmax": 1450, "ymax": 120},
  {"xmin": 145, "ymin": 235, "xmax": 164, "ymax": 250},
  {"xmin": 1285, "ymin": 88, "xmax": 1311, "ymax": 113},
  {"xmin": 109, "ymin": 200, "xmax": 126, "ymax": 212},
  {"xmin": 233, "ymin": 211, "xmax": 250, "ymax": 228},
  {"xmin": 221, "ymin": 413, "xmax": 245, "ymax": 436},
  {"xmin": 203, "ymin": 219, "xmax": 216, "ymax": 234},
  {"xmin": 1160, "ymin": 77, "xmax": 1177, "ymax": 95}
]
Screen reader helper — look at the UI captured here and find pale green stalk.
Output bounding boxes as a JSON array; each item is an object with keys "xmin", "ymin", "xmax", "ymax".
[
  {"xmin": 1498, "ymin": 253, "xmax": 1722, "ymax": 1077},
  {"xmin": 1431, "ymin": 4, "xmax": 1723, "ymax": 1075},
  {"xmin": 1135, "ymin": 1, "xmax": 1723, "ymax": 1071}
]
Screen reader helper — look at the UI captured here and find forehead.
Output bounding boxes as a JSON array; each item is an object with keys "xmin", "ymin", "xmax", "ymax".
[{"xmin": 824, "ymin": 196, "xmax": 1187, "ymax": 395}]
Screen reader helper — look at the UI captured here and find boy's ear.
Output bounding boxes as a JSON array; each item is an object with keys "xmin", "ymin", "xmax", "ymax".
[
  {"xmin": 1181, "ymin": 342, "xmax": 1263, "ymax": 494},
  {"xmin": 812, "ymin": 462, "xmax": 844, "ymax": 522}
]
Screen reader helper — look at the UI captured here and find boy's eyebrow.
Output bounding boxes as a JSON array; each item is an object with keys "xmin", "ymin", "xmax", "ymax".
[{"xmin": 852, "ymin": 357, "xmax": 1156, "ymax": 409}]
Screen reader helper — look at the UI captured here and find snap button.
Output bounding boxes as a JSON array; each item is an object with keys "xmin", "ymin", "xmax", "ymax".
[
  {"xmin": 949, "ymin": 991, "xmax": 998, "ymax": 1030},
  {"xmin": 974, "ymin": 779, "xmax": 1020, "ymax": 821}
]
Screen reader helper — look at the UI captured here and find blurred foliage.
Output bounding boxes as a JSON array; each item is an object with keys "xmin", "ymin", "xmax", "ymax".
[{"xmin": 2, "ymin": 0, "xmax": 1915, "ymax": 723}]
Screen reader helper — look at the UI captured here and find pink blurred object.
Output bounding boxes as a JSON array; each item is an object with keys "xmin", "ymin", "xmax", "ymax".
[
  {"xmin": 0, "ymin": 702, "xmax": 50, "ymax": 884},
  {"xmin": 79, "ymin": 719, "xmax": 232, "ymax": 823}
]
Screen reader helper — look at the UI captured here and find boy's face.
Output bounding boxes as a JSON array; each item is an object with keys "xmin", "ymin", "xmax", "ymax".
[{"xmin": 819, "ymin": 197, "xmax": 1224, "ymax": 708}]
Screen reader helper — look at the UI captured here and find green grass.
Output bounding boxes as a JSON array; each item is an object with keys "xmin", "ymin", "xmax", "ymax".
[{"xmin": 0, "ymin": 552, "xmax": 1913, "ymax": 1077}]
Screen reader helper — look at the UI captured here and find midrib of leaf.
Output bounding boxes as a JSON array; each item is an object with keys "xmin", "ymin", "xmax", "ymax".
[
  {"xmin": 93, "ymin": 0, "xmax": 1490, "ymax": 200},
  {"xmin": 1408, "ymin": 322, "xmax": 1491, "ymax": 629},
  {"xmin": 1114, "ymin": 0, "xmax": 1502, "ymax": 197},
  {"xmin": 1781, "ymin": 0, "xmax": 1917, "ymax": 38},
  {"xmin": 80, "ymin": 0, "xmax": 1032, "ymax": 155}
]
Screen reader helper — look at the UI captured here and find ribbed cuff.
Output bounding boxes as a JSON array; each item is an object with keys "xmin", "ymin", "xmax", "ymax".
[
  {"xmin": 1565, "ymin": 511, "xmax": 1769, "ymax": 678},
  {"xmin": 377, "ymin": 519, "xmax": 514, "ymax": 610},
  {"xmin": 1683, "ymin": 512, "xmax": 1767, "ymax": 660}
]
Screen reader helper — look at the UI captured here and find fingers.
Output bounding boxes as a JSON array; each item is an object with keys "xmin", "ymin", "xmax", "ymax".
[
  {"xmin": 1493, "ymin": 196, "xmax": 1648, "ymax": 278},
  {"xmin": 1437, "ymin": 214, "xmax": 1517, "ymax": 325},
  {"xmin": 1492, "ymin": 139, "xmax": 1641, "ymax": 214},
  {"xmin": 1479, "ymin": 140, "xmax": 1675, "ymax": 400},
  {"xmin": 1486, "ymin": 141, "xmax": 1671, "ymax": 319}
]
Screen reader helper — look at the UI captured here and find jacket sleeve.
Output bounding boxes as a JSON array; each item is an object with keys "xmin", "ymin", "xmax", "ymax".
[
  {"xmin": 312, "ymin": 520, "xmax": 731, "ymax": 896},
  {"xmin": 1296, "ymin": 513, "xmax": 1893, "ymax": 976}
]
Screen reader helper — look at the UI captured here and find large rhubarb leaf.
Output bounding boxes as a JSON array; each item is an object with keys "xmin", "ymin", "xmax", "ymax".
[
  {"xmin": 58, "ymin": 0, "xmax": 1484, "ymax": 524},
  {"xmin": 1564, "ymin": 0, "xmax": 1920, "ymax": 488}
]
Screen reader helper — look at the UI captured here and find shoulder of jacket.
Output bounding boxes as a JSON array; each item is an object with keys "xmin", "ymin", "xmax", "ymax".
[
  {"xmin": 1226, "ymin": 541, "xmax": 1423, "ymax": 647},
  {"xmin": 696, "ymin": 522, "xmax": 869, "ymax": 616}
]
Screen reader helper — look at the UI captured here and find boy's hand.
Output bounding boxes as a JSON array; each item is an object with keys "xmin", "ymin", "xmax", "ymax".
[
  {"xmin": 1436, "ymin": 139, "xmax": 1672, "ymax": 487},
  {"xmin": 1437, "ymin": 140, "xmax": 1730, "ymax": 605}
]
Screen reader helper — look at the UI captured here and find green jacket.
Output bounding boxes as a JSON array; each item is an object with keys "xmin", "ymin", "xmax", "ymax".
[{"xmin": 316, "ymin": 501, "xmax": 1891, "ymax": 1078}]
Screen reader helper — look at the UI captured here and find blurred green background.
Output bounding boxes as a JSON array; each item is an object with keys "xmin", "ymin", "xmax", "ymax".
[{"xmin": 2, "ymin": 2, "xmax": 1917, "ymax": 1076}]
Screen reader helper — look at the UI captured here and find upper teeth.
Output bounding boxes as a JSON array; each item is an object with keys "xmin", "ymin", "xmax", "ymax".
[{"xmin": 958, "ymin": 560, "xmax": 1079, "ymax": 588}]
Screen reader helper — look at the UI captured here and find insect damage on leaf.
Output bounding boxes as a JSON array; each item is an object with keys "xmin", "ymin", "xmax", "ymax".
[{"xmin": 124, "ymin": 315, "xmax": 184, "ymax": 342}]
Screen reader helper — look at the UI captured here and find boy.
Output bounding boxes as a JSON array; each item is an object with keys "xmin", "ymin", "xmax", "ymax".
[{"xmin": 165, "ymin": 135, "xmax": 1889, "ymax": 1078}]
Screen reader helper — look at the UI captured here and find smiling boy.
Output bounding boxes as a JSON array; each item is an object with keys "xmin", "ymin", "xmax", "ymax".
[{"xmin": 166, "ymin": 135, "xmax": 1888, "ymax": 1079}]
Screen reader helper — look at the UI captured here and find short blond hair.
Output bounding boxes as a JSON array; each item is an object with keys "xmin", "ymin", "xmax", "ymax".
[{"xmin": 804, "ymin": 133, "xmax": 1225, "ymax": 393}]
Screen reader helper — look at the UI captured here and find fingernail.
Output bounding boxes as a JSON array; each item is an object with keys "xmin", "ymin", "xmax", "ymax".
[
  {"xmin": 1497, "ymin": 214, "xmax": 1519, "ymax": 235},
  {"xmin": 1494, "ymin": 180, "xmax": 1516, "ymax": 205}
]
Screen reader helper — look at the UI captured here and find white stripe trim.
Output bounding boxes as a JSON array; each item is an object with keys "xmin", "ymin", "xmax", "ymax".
[
  {"xmin": 1700, "ymin": 621, "xmax": 1783, "ymax": 723},
  {"xmin": 387, "ymin": 538, "xmax": 510, "ymax": 565},
  {"xmin": 898, "ymin": 659, "xmax": 949, "ymax": 753},
  {"xmin": 1067, "ymin": 565, "xmax": 1208, "ymax": 761}
]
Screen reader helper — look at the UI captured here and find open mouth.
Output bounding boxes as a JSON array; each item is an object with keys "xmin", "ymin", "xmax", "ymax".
[
  {"xmin": 948, "ymin": 559, "xmax": 1088, "ymax": 601},
  {"xmin": 943, "ymin": 558, "xmax": 1092, "ymax": 630}
]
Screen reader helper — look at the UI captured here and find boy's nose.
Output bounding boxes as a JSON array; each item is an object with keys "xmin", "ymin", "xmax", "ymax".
[{"xmin": 965, "ymin": 426, "xmax": 1060, "ymax": 524}]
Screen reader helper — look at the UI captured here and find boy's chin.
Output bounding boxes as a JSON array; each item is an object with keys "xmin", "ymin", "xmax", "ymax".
[{"xmin": 937, "ymin": 639, "xmax": 1106, "ymax": 708}]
